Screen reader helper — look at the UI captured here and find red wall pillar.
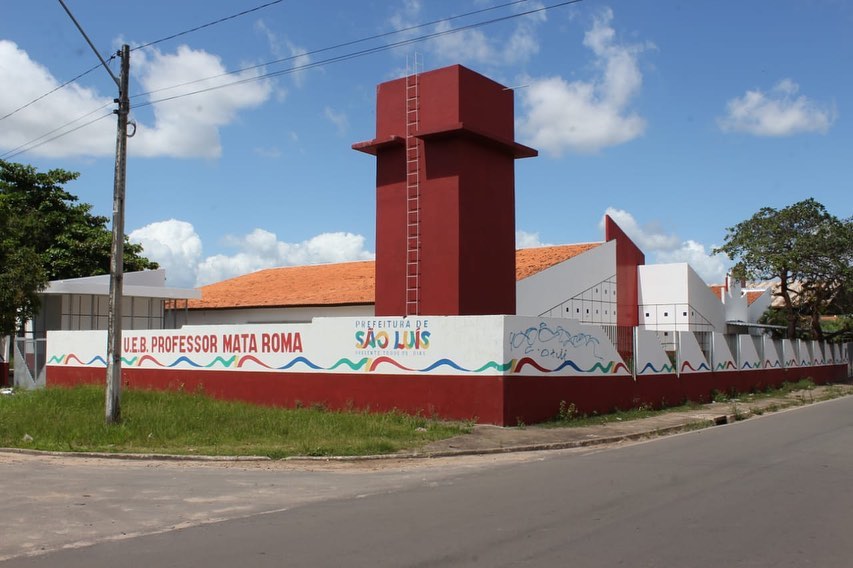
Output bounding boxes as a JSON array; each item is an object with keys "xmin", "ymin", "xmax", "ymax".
[{"xmin": 354, "ymin": 65, "xmax": 536, "ymax": 316}]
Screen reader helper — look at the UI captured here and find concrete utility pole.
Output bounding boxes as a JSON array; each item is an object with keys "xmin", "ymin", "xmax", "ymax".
[
  {"xmin": 105, "ymin": 44, "xmax": 130, "ymax": 424},
  {"xmin": 58, "ymin": 0, "xmax": 129, "ymax": 424}
]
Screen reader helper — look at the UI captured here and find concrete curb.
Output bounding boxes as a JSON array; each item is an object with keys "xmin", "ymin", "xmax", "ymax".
[
  {"xmin": 2, "ymin": 385, "xmax": 849, "ymax": 463},
  {"xmin": 0, "ymin": 447, "xmax": 270, "ymax": 462},
  {"xmin": 284, "ymin": 417, "xmax": 727, "ymax": 462}
]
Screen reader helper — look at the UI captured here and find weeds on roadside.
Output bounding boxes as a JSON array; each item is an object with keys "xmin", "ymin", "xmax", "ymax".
[{"xmin": 0, "ymin": 385, "xmax": 472, "ymax": 458}]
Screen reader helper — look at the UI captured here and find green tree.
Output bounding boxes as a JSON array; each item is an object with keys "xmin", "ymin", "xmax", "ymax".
[
  {"xmin": 0, "ymin": 193, "xmax": 45, "ymax": 338},
  {"xmin": 715, "ymin": 199, "xmax": 853, "ymax": 341},
  {"xmin": 0, "ymin": 160, "xmax": 158, "ymax": 334}
]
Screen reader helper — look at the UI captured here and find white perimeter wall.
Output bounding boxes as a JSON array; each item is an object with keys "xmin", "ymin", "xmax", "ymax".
[
  {"xmin": 516, "ymin": 241, "xmax": 616, "ymax": 324},
  {"xmin": 638, "ymin": 263, "xmax": 725, "ymax": 334}
]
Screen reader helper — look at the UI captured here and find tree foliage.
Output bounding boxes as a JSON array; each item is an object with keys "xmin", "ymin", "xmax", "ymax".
[
  {"xmin": 715, "ymin": 199, "xmax": 853, "ymax": 341},
  {"xmin": 0, "ymin": 160, "xmax": 158, "ymax": 336}
]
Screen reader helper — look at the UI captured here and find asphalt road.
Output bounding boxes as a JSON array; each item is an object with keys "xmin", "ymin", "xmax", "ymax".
[{"xmin": 3, "ymin": 396, "xmax": 853, "ymax": 567}]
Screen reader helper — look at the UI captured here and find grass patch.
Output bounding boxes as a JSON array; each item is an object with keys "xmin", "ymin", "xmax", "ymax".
[
  {"xmin": 544, "ymin": 400, "xmax": 695, "ymax": 428},
  {"xmin": 542, "ymin": 378, "xmax": 849, "ymax": 429},
  {"xmin": 0, "ymin": 386, "xmax": 472, "ymax": 458}
]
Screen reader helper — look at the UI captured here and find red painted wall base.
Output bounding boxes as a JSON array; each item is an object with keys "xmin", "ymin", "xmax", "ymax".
[{"xmin": 47, "ymin": 365, "xmax": 848, "ymax": 426}]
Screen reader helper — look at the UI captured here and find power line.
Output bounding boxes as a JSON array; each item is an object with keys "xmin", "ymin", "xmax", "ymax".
[
  {"xmin": 132, "ymin": 0, "xmax": 531, "ymax": 101},
  {"xmin": 132, "ymin": 0, "xmax": 286, "ymax": 52},
  {"xmin": 0, "ymin": 0, "xmax": 283, "ymax": 127},
  {"xmin": 4, "ymin": 0, "xmax": 582, "ymax": 158},
  {"xmin": 1, "ymin": 111, "xmax": 113, "ymax": 160},
  {"xmin": 136, "ymin": 0, "xmax": 582, "ymax": 110},
  {"xmin": 0, "ymin": 60, "xmax": 109, "ymax": 123}
]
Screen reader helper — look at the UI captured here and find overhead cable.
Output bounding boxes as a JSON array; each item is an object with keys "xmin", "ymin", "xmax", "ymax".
[
  {"xmin": 133, "ymin": 0, "xmax": 531, "ymax": 101},
  {"xmin": 0, "ymin": 60, "xmax": 108, "ymax": 123},
  {"xmin": 132, "ymin": 0, "xmax": 286, "ymax": 52},
  {"xmin": 135, "ymin": 0, "xmax": 582, "ymax": 108}
]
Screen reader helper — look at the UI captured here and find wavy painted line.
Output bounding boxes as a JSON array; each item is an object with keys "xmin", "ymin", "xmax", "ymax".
[
  {"xmin": 122, "ymin": 356, "xmax": 138, "ymax": 366},
  {"xmin": 419, "ymin": 358, "xmax": 473, "ymax": 373},
  {"xmin": 368, "ymin": 356, "xmax": 415, "ymax": 372},
  {"xmin": 473, "ymin": 360, "xmax": 513, "ymax": 373},
  {"xmin": 680, "ymin": 361, "xmax": 710, "ymax": 372},
  {"xmin": 206, "ymin": 356, "xmax": 237, "ymax": 368},
  {"xmin": 740, "ymin": 361, "xmax": 762, "ymax": 370},
  {"xmin": 167, "ymin": 356, "xmax": 204, "ymax": 368},
  {"xmin": 48, "ymin": 355, "xmax": 64, "ymax": 364},
  {"xmin": 764, "ymin": 360, "xmax": 781, "ymax": 369},
  {"xmin": 715, "ymin": 361, "xmax": 736, "ymax": 371},
  {"xmin": 136, "ymin": 354, "xmax": 166, "ymax": 367},
  {"xmin": 612, "ymin": 362, "xmax": 630, "ymax": 374},
  {"xmin": 513, "ymin": 358, "xmax": 625, "ymax": 374},
  {"xmin": 638, "ymin": 362, "xmax": 676, "ymax": 374},
  {"xmin": 328, "ymin": 357, "xmax": 370, "ymax": 371},
  {"xmin": 514, "ymin": 357, "xmax": 551, "ymax": 373},
  {"xmin": 277, "ymin": 356, "xmax": 322, "ymax": 371},
  {"xmin": 237, "ymin": 355, "xmax": 273, "ymax": 369}
]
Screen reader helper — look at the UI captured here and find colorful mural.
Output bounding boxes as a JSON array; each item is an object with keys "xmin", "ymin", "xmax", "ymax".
[{"xmin": 48, "ymin": 315, "xmax": 630, "ymax": 378}]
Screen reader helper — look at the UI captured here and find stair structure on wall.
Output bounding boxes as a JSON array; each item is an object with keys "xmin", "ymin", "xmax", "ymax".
[{"xmin": 404, "ymin": 54, "xmax": 422, "ymax": 316}]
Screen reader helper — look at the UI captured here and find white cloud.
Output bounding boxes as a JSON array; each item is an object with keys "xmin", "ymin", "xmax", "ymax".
[
  {"xmin": 130, "ymin": 220, "xmax": 375, "ymax": 287},
  {"xmin": 0, "ymin": 40, "xmax": 274, "ymax": 160},
  {"xmin": 254, "ymin": 19, "xmax": 312, "ymax": 88},
  {"xmin": 197, "ymin": 229, "xmax": 374, "ymax": 286},
  {"xmin": 600, "ymin": 208, "xmax": 729, "ymax": 284},
  {"xmin": 129, "ymin": 219, "xmax": 203, "ymax": 288},
  {"xmin": 388, "ymin": 1, "xmax": 545, "ymax": 67},
  {"xmin": 131, "ymin": 45, "xmax": 273, "ymax": 159},
  {"xmin": 324, "ymin": 106, "xmax": 349, "ymax": 136},
  {"xmin": 516, "ymin": 230, "xmax": 552, "ymax": 249},
  {"xmin": 517, "ymin": 8, "xmax": 652, "ymax": 155},
  {"xmin": 718, "ymin": 79, "xmax": 836, "ymax": 137},
  {"xmin": 656, "ymin": 240, "xmax": 728, "ymax": 284},
  {"xmin": 600, "ymin": 207, "xmax": 680, "ymax": 251},
  {"xmin": 0, "ymin": 40, "xmax": 116, "ymax": 158}
]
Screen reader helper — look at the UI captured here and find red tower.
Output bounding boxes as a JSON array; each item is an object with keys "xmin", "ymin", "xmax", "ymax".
[{"xmin": 354, "ymin": 64, "xmax": 536, "ymax": 316}]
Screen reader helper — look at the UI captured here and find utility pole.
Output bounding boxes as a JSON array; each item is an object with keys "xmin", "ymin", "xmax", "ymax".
[
  {"xmin": 105, "ymin": 44, "xmax": 130, "ymax": 424},
  {"xmin": 58, "ymin": 0, "xmax": 129, "ymax": 424}
]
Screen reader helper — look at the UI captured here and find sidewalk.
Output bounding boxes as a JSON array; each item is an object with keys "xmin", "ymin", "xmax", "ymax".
[{"xmin": 403, "ymin": 382, "xmax": 853, "ymax": 458}]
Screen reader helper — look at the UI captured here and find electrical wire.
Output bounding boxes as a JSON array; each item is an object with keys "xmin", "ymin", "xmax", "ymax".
[
  {"xmin": 132, "ymin": 0, "xmax": 531, "ymax": 101},
  {"xmin": 0, "ymin": 103, "xmax": 113, "ymax": 160},
  {"xmin": 132, "ymin": 0, "xmax": 286, "ymax": 52},
  {"xmin": 0, "ymin": 59, "xmax": 109, "ymax": 122},
  {"xmin": 4, "ymin": 0, "xmax": 581, "ymax": 158},
  {"xmin": 0, "ymin": 0, "xmax": 283, "ymax": 126},
  {"xmin": 135, "ymin": 0, "xmax": 582, "ymax": 110}
]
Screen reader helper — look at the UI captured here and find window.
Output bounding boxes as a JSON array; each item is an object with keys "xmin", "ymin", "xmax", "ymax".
[
  {"xmin": 664, "ymin": 312, "xmax": 669, "ymax": 317},
  {"xmin": 645, "ymin": 312, "xmax": 650, "ymax": 317},
  {"xmin": 566, "ymin": 307, "xmax": 570, "ymax": 312},
  {"xmin": 683, "ymin": 311, "xmax": 687, "ymax": 317}
]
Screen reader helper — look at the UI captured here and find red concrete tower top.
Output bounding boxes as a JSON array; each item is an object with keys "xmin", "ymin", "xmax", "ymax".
[{"xmin": 354, "ymin": 64, "xmax": 536, "ymax": 317}]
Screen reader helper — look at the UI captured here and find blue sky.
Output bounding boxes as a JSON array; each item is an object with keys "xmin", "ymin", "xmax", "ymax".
[{"xmin": 1, "ymin": 0, "xmax": 850, "ymax": 288}]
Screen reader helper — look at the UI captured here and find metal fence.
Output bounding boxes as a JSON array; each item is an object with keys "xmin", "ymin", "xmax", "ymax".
[{"xmin": 14, "ymin": 338, "xmax": 47, "ymax": 389}]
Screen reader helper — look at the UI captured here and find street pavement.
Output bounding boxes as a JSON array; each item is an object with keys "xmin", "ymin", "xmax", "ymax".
[{"xmin": 0, "ymin": 382, "xmax": 850, "ymax": 564}]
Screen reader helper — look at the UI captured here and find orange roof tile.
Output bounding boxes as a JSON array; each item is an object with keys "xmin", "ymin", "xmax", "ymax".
[
  {"xmin": 514, "ymin": 242, "xmax": 602, "ymax": 280},
  {"xmin": 745, "ymin": 290, "xmax": 765, "ymax": 306},
  {"xmin": 188, "ymin": 243, "xmax": 602, "ymax": 310},
  {"xmin": 709, "ymin": 285, "xmax": 725, "ymax": 300}
]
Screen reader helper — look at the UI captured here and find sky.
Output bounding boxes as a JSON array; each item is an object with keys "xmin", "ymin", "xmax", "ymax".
[{"xmin": 1, "ymin": 0, "xmax": 850, "ymax": 289}]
